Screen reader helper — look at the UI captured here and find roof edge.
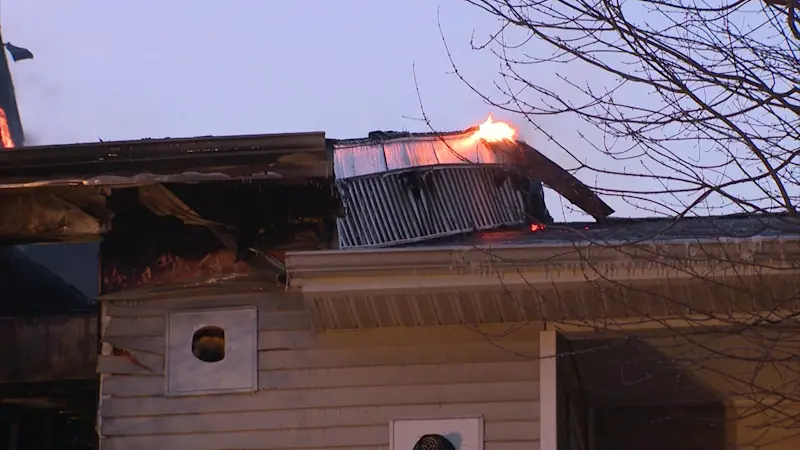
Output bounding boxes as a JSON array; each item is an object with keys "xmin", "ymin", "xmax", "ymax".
[
  {"xmin": 0, "ymin": 131, "xmax": 330, "ymax": 186},
  {"xmin": 329, "ymin": 127, "xmax": 479, "ymax": 147},
  {"xmin": 15, "ymin": 131, "xmax": 326, "ymax": 154},
  {"xmin": 287, "ymin": 233, "xmax": 800, "ymax": 270},
  {"xmin": 286, "ymin": 235, "xmax": 800, "ymax": 294}
]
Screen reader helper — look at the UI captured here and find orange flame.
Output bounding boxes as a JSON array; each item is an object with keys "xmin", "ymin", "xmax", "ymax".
[
  {"xmin": 473, "ymin": 114, "xmax": 516, "ymax": 143},
  {"xmin": 530, "ymin": 223, "xmax": 546, "ymax": 232},
  {"xmin": 0, "ymin": 108, "xmax": 14, "ymax": 149}
]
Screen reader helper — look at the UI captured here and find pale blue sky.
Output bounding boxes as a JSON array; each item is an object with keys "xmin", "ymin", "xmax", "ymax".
[{"xmin": 5, "ymin": 1, "xmax": 520, "ymax": 143}]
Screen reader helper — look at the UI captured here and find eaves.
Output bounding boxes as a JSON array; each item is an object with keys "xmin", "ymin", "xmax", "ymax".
[
  {"xmin": 0, "ymin": 131, "xmax": 330, "ymax": 189},
  {"xmin": 286, "ymin": 235, "xmax": 800, "ymax": 296}
]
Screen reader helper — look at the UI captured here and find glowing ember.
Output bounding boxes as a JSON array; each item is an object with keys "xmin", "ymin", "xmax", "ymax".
[
  {"xmin": 473, "ymin": 114, "xmax": 516, "ymax": 143},
  {"xmin": 0, "ymin": 108, "xmax": 14, "ymax": 149},
  {"xmin": 530, "ymin": 223, "xmax": 546, "ymax": 232}
]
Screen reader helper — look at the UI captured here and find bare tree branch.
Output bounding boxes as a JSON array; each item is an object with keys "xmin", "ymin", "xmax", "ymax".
[{"xmin": 426, "ymin": 0, "xmax": 800, "ymax": 446}]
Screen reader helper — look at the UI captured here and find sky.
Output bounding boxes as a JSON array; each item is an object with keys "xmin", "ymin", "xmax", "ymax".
[
  {"xmin": 4, "ymin": 1, "xmax": 521, "ymax": 144},
  {"xmin": 0, "ymin": 0, "xmax": 648, "ymax": 296}
]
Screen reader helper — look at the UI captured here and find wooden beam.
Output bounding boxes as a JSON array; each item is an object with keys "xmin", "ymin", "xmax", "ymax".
[{"xmin": 514, "ymin": 141, "xmax": 614, "ymax": 220}]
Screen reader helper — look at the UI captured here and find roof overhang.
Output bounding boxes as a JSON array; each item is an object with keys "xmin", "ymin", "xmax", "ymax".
[
  {"xmin": 0, "ymin": 131, "xmax": 330, "ymax": 189},
  {"xmin": 0, "ymin": 132, "xmax": 338, "ymax": 249},
  {"xmin": 287, "ymin": 235, "xmax": 800, "ymax": 294},
  {"xmin": 286, "ymin": 235, "xmax": 800, "ymax": 330}
]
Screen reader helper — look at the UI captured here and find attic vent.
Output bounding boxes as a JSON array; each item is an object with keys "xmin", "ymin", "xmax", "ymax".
[
  {"xmin": 192, "ymin": 326, "xmax": 225, "ymax": 363},
  {"xmin": 167, "ymin": 308, "xmax": 257, "ymax": 396},
  {"xmin": 336, "ymin": 166, "xmax": 529, "ymax": 248},
  {"xmin": 414, "ymin": 435, "xmax": 456, "ymax": 450}
]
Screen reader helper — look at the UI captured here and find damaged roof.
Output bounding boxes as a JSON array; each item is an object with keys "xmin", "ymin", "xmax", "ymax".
[
  {"xmin": 0, "ymin": 127, "xmax": 612, "ymax": 222},
  {"xmin": 331, "ymin": 128, "xmax": 614, "ymax": 221},
  {"xmin": 1, "ymin": 128, "xmax": 793, "ymax": 300},
  {"xmin": 0, "ymin": 127, "xmax": 623, "ymax": 296},
  {"xmin": 0, "ymin": 131, "xmax": 331, "ymax": 188},
  {"xmin": 332, "ymin": 128, "xmax": 517, "ymax": 178}
]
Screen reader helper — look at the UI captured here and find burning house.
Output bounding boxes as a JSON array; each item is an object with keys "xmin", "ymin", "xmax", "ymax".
[
  {"xmin": 0, "ymin": 117, "xmax": 610, "ymax": 297},
  {"xmin": 0, "ymin": 117, "xmax": 797, "ymax": 450}
]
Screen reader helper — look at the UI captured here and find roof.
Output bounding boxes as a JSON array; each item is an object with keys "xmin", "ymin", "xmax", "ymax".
[
  {"xmin": 287, "ymin": 213, "xmax": 800, "ymax": 273},
  {"xmin": 284, "ymin": 211, "xmax": 800, "ymax": 331},
  {"xmin": 0, "ymin": 131, "xmax": 330, "ymax": 188},
  {"xmin": 330, "ymin": 128, "xmax": 613, "ymax": 221},
  {"xmin": 407, "ymin": 213, "xmax": 800, "ymax": 247},
  {"xmin": 332, "ymin": 128, "xmax": 513, "ymax": 178}
]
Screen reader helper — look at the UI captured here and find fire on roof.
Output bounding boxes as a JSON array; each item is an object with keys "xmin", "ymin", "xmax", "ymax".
[
  {"xmin": 332, "ymin": 116, "xmax": 613, "ymax": 248},
  {"xmin": 0, "ymin": 118, "xmax": 613, "ymax": 296}
]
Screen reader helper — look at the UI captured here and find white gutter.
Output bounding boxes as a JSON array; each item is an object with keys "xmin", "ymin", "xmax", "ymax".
[{"xmin": 285, "ymin": 235, "xmax": 800, "ymax": 295}]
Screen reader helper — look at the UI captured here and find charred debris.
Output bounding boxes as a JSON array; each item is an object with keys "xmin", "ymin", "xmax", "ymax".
[{"xmin": 0, "ymin": 129, "xmax": 612, "ymax": 296}]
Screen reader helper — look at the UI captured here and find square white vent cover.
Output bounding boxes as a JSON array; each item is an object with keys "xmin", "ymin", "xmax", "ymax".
[
  {"xmin": 166, "ymin": 307, "xmax": 257, "ymax": 396},
  {"xmin": 390, "ymin": 417, "xmax": 484, "ymax": 450}
]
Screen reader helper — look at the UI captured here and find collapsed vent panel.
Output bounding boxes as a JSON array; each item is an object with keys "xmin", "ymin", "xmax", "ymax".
[{"xmin": 336, "ymin": 166, "xmax": 528, "ymax": 248}]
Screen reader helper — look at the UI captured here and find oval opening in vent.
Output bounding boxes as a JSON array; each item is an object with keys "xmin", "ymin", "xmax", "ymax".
[
  {"xmin": 192, "ymin": 326, "xmax": 225, "ymax": 363},
  {"xmin": 413, "ymin": 434, "xmax": 456, "ymax": 450}
]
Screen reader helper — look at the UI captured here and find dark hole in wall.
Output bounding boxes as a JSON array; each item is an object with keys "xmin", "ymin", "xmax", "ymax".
[
  {"xmin": 192, "ymin": 326, "xmax": 226, "ymax": 363},
  {"xmin": 413, "ymin": 434, "xmax": 456, "ymax": 450},
  {"xmin": 101, "ymin": 187, "xmax": 227, "ymax": 294},
  {"xmin": 100, "ymin": 179, "xmax": 340, "ymax": 295},
  {"xmin": 164, "ymin": 180, "xmax": 341, "ymax": 243}
]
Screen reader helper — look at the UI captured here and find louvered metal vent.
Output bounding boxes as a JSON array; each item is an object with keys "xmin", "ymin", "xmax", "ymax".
[
  {"xmin": 336, "ymin": 165, "xmax": 527, "ymax": 248},
  {"xmin": 413, "ymin": 435, "xmax": 456, "ymax": 450}
]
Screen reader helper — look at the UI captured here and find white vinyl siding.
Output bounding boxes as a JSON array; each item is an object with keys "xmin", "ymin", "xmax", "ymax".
[{"xmin": 97, "ymin": 293, "xmax": 541, "ymax": 450}]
